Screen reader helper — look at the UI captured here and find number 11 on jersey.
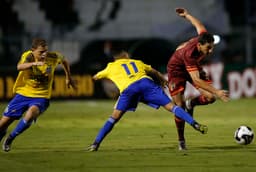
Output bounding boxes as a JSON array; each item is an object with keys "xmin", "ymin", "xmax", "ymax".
[{"xmin": 121, "ymin": 62, "xmax": 138, "ymax": 75}]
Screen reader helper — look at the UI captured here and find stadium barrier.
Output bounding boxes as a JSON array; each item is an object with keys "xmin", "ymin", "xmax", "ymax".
[{"xmin": 0, "ymin": 62, "xmax": 256, "ymax": 101}]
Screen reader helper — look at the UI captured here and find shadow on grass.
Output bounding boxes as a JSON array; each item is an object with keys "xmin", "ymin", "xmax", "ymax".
[
  {"xmin": 196, "ymin": 144, "xmax": 256, "ymax": 151},
  {"xmin": 2, "ymin": 144, "xmax": 255, "ymax": 154}
]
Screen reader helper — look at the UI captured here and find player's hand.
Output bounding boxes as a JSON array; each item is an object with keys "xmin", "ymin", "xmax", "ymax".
[
  {"xmin": 175, "ymin": 8, "xmax": 188, "ymax": 17},
  {"xmin": 92, "ymin": 75, "xmax": 98, "ymax": 80},
  {"xmin": 66, "ymin": 78, "xmax": 78, "ymax": 90},
  {"xmin": 216, "ymin": 90, "xmax": 229, "ymax": 102},
  {"xmin": 160, "ymin": 80, "xmax": 168, "ymax": 88}
]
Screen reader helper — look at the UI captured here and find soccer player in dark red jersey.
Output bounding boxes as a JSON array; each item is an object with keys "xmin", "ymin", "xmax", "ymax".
[{"xmin": 167, "ymin": 8, "xmax": 229, "ymax": 150}]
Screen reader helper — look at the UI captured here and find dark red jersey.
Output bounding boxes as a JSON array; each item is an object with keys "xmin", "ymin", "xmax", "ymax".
[
  {"xmin": 167, "ymin": 35, "xmax": 209, "ymax": 96},
  {"xmin": 167, "ymin": 36, "xmax": 205, "ymax": 82}
]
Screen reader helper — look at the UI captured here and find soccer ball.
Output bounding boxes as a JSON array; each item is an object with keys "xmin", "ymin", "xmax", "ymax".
[{"xmin": 234, "ymin": 125, "xmax": 254, "ymax": 145}]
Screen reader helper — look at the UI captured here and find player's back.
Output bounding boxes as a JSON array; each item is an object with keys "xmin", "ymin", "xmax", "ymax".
[{"xmin": 100, "ymin": 59, "xmax": 152, "ymax": 93}]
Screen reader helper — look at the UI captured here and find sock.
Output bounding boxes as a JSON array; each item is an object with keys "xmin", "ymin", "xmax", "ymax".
[
  {"xmin": 174, "ymin": 116, "xmax": 185, "ymax": 141},
  {"xmin": 186, "ymin": 106, "xmax": 194, "ymax": 117},
  {"xmin": 171, "ymin": 106, "xmax": 195, "ymax": 125},
  {"xmin": 94, "ymin": 117, "xmax": 116, "ymax": 146},
  {"xmin": 0, "ymin": 130, "xmax": 7, "ymax": 142},
  {"xmin": 191, "ymin": 95, "xmax": 215, "ymax": 107},
  {"xmin": 9, "ymin": 118, "xmax": 32, "ymax": 139}
]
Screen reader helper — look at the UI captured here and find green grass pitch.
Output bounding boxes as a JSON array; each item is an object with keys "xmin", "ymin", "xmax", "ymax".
[{"xmin": 0, "ymin": 99, "xmax": 256, "ymax": 172}]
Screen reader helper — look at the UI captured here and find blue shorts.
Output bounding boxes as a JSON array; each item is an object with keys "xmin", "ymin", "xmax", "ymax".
[
  {"xmin": 3, "ymin": 94, "xmax": 50, "ymax": 119},
  {"xmin": 115, "ymin": 78, "xmax": 171, "ymax": 111}
]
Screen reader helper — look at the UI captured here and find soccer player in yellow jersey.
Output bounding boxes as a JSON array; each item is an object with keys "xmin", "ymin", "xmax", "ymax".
[
  {"xmin": 87, "ymin": 50, "xmax": 208, "ymax": 151},
  {"xmin": 0, "ymin": 38, "xmax": 77, "ymax": 152}
]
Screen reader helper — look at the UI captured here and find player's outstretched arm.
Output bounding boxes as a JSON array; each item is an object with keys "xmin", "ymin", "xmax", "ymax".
[
  {"xmin": 61, "ymin": 59, "xmax": 77, "ymax": 90},
  {"xmin": 176, "ymin": 7, "xmax": 207, "ymax": 34},
  {"xmin": 147, "ymin": 68, "xmax": 168, "ymax": 87},
  {"xmin": 92, "ymin": 68, "xmax": 108, "ymax": 81},
  {"xmin": 189, "ymin": 70, "xmax": 229, "ymax": 102},
  {"xmin": 17, "ymin": 61, "xmax": 44, "ymax": 71}
]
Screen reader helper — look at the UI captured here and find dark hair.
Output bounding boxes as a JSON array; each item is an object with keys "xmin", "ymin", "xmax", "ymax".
[
  {"xmin": 31, "ymin": 38, "xmax": 47, "ymax": 49},
  {"xmin": 111, "ymin": 50, "xmax": 124, "ymax": 57},
  {"xmin": 198, "ymin": 33, "xmax": 214, "ymax": 45},
  {"xmin": 112, "ymin": 50, "xmax": 130, "ymax": 60}
]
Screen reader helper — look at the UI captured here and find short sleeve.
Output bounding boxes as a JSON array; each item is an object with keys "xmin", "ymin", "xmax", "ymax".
[
  {"xmin": 19, "ymin": 51, "xmax": 33, "ymax": 64},
  {"xmin": 55, "ymin": 51, "xmax": 65, "ymax": 63},
  {"xmin": 138, "ymin": 60, "xmax": 152, "ymax": 72},
  {"xmin": 95, "ymin": 66, "xmax": 109, "ymax": 79}
]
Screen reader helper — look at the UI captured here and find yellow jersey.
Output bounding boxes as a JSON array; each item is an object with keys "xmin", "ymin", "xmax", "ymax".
[
  {"xmin": 13, "ymin": 50, "xmax": 64, "ymax": 98},
  {"xmin": 95, "ymin": 59, "xmax": 152, "ymax": 93}
]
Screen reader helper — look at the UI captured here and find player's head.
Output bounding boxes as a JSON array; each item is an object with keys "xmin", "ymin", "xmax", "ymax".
[
  {"xmin": 31, "ymin": 38, "xmax": 48, "ymax": 61},
  {"xmin": 197, "ymin": 33, "xmax": 214, "ymax": 56},
  {"xmin": 112, "ymin": 50, "xmax": 130, "ymax": 60}
]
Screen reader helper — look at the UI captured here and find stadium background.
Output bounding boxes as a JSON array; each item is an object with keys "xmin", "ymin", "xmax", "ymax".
[{"xmin": 0, "ymin": 0, "xmax": 256, "ymax": 100}]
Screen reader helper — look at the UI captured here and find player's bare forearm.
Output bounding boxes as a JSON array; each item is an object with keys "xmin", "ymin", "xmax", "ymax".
[
  {"xmin": 176, "ymin": 7, "xmax": 206, "ymax": 34},
  {"xmin": 189, "ymin": 70, "xmax": 229, "ymax": 102},
  {"xmin": 61, "ymin": 60, "xmax": 71, "ymax": 78},
  {"xmin": 17, "ymin": 61, "xmax": 44, "ymax": 71},
  {"xmin": 194, "ymin": 78, "xmax": 218, "ymax": 94},
  {"xmin": 62, "ymin": 60, "xmax": 75, "ymax": 86},
  {"xmin": 193, "ymin": 78, "xmax": 229, "ymax": 102},
  {"xmin": 147, "ymin": 69, "xmax": 168, "ymax": 87},
  {"xmin": 190, "ymin": 71, "xmax": 218, "ymax": 94},
  {"xmin": 61, "ymin": 59, "xmax": 77, "ymax": 89}
]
